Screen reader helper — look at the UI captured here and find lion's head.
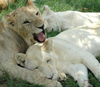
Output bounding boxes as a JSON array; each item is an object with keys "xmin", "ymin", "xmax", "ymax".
[
  {"xmin": 42, "ymin": 5, "xmax": 61, "ymax": 32},
  {"xmin": 15, "ymin": 39, "xmax": 59, "ymax": 80},
  {"xmin": 2, "ymin": 0, "xmax": 47, "ymax": 46},
  {"xmin": 42, "ymin": 5, "xmax": 54, "ymax": 17}
]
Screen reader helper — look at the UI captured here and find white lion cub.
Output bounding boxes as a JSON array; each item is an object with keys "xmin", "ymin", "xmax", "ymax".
[
  {"xmin": 15, "ymin": 24, "xmax": 100, "ymax": 87},
  {"xmin": 42, "ymin": 5, "xmax": 100, "ymax": 32}
]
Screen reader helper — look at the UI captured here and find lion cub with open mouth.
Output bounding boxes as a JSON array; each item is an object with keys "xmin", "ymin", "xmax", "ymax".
[{"xmin": 15, "ymin": 24, "xmax": 100, "ymax": 87}]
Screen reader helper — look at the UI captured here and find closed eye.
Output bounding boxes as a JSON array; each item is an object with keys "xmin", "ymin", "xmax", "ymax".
[
  {"xmin": 23, "ymin": 21, "xmax": 30, "ymax": 24},
  {"xmin": 35, "ymin": 67, "xmax": 38, "ymax": 69},
  {"xmin": 47, "ymin": 59, "xmax": 50, "ymax": 64},
  {"xmin": 36, "ymin": 11, "xmax": 39, "ymax": 16}
]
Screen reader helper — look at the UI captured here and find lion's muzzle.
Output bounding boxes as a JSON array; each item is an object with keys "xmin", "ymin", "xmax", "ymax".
[{"xmin": 33, "ymin": 24, "xmax": 46, "ymax": 43}]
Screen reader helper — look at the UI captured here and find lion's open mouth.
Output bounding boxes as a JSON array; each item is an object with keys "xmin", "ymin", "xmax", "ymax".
[{"xmin": 33, "ymin": 29, "xmax": 45, "ymax": 43}]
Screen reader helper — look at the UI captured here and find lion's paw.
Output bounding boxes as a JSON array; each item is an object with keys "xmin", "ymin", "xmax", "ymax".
[
  {"xmin": 58, "ymin": 72, "xmax": 66, "ymax": 81},
  {"xmin": 15, "ymin": 53, "xmax": 25, "ymax": 67},
  {"xmin": 47, "ymin": 81, "xmax": 62, "ymax": 87}
]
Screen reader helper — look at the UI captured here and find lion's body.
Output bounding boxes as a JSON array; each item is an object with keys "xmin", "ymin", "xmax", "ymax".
[
  {"xmin": 16, "ymin": 24, "xmax": 100, "ymax": 87},
  {"xmin": 42, "ymin": 5, "xmax": 100, "ymax": 32},
  {"xmin": 0, "ymin": 0, "xmax": 62, "ymax": 87},
  {"xmin": 56, "ymin": 23, "xmax": 100, "ymax": 57}
]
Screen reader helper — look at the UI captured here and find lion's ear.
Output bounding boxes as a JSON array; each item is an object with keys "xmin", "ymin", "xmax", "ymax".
[
  {"xmin": 25, "ymin": 0, "xmax": 36, "ymax": 8},
  {"xmin": 42, "ymin": 39, "xmax": 53, "ymax": 52},
  {"xmin": 3, "ymin": 14, "xmax": 15, "ymax": 27},
  {"xmin": 15, "ymin": 53, "xmax": 26, "ymax": 67},
  {"xmin": 43, "ymin": 5, "xmax": 49, "ymax": 11},
  {"xmin": 42, "ymin": 5, "xmax": 54, "ymax": 16}
]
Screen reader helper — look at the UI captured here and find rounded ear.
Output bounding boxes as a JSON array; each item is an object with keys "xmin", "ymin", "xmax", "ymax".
[
  {"xmin": 42, "ymin": 38, "xmax": 53, "ymax": 52},
  {"xmin": 43, "ymin": 5, "xmax": 47, "ymax": 11},
  {"xmin": 15, "ymin": 53, "xmax": 26, "ymax": 67},
  {"xmin": 42, "ymin": 5, "xmax": 54, "ymax": 16},
  {"xmin": 2, "ymin": 13, "xmax": 15, "ymax": 28},
  {"xmin": 43, "ymin": 5, "xmax": 50, "ymax": 11},
  {"xmin": 25, "ymin": 0, "xmax": 37, "ymax": 8},
  {"xmin": 25, "ymin": 0, "xmax": 33, "ymax": 6}
]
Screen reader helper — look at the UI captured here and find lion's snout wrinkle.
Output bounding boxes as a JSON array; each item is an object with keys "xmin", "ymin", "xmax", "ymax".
[{"xmin": 37, "ymin": 24, "xmax": 44, "ymax": 30}]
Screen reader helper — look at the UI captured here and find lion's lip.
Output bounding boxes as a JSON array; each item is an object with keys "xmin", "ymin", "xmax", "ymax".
[
  {"xmin": 33, "ymin": 29, "xmax": 46, "ymax": 43},
  {"xmin": 45, "ymin": 74, "xmax": 54, "ymax": 80}
]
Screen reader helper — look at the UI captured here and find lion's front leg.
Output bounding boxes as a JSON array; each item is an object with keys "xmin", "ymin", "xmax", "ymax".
[
  {"xmin": 66, "ymin": 63, "xmax": 92, "ymax": 87},
  {"xmin": 1, "ymin": 61, "xmax": 62, "ymax": 87},
  {"xmin": 81, "ymin": 52, "xmax": 100, "ymax": 79}
]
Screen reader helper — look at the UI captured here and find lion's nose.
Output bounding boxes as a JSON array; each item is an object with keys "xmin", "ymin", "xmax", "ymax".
[
  {"xmin": 46, "ymin": 74, "xmax": 54, "ymax": 80},
  {"xmin": 37, "ymin": 24, "xmax": 44, "ymax": 29}
]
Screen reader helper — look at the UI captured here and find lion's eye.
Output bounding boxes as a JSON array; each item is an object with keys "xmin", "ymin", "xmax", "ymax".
[
  {"xmin": 35, "ymin": 67, "xmax": 38, "ymax": 69},
  {"xmin": 36, "ymin": 12, "xmax": 39, "ymax": 16},
  {"xmin": 47, "ymin": 60, "xmax": 50, "ymax": 64},
  {"xmin": 10, "ymin": 22, "xmax": 14, "ymax": 26},
  {"xmin": 23, "ymin": 21, "xmax": 30, "ymax": 24}
]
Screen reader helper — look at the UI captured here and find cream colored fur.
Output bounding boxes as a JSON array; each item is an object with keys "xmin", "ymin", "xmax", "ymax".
[
  {"xmin": 15, "ymin": 24, "xmax": 100, "ymax": 87},
  {"xmin": 0, "ymin": 0, "xmax": 62, "ymax": 87},
  {"xmin": 42, "ymin": 5, "xmax": 100, "ymax": 32}
]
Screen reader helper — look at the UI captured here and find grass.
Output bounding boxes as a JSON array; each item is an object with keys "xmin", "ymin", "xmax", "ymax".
[
  {"xmin": 0, "ymin": 0, "xmax": 100, "ymax": 87},
  {"xmin": 0, "ymin": 71, "xmax": 45, "ymax": 87}
]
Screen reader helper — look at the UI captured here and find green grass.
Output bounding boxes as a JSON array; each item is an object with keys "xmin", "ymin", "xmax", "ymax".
[{"xmin": 0, "ymin": 0, "xmax": 100, "ymax": 87}]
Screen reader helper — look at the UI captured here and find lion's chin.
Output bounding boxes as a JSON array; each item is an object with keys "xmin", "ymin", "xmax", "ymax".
[{"xmin": 33, "ymin": 29, "xmax": 46, "ymax": 43}]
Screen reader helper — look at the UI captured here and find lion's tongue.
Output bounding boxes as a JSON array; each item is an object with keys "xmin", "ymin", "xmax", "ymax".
[{"xmin": 35, "ymin": 32, "xmax": 45, "ymax": 42}]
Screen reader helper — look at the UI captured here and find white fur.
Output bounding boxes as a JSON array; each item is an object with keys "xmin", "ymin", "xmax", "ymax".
[
  {"xmin": 42, "ymin": 5, "xmax": 100, "ymax": 32},
  {"xmin": 15, "ymin": 24, "xmax": 100, "ymax": 87}
]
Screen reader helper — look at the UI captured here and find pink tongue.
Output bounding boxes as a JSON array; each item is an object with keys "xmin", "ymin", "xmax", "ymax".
[{"xmin": 35, "ymin": 32, "xmax": 45, "ymax": 42}]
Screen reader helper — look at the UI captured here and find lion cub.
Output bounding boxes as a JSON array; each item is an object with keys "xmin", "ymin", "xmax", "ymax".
[
  {"xmin": 15, "ymin": 24, "xmax": 100, "ymax": 87},
  {"xmin": 42, "ymin": 5, "xmax": 100, "ymax": 32},
  {"xmin": 0, "ymin": 0, "xmax": 62, "ymax": 87}
]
